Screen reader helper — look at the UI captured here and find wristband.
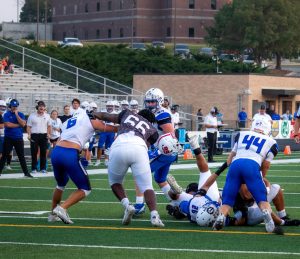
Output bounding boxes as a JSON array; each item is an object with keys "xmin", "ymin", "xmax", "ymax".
[{"xmin": 215, "ymin": 162, "xmax": 228, "ymax": 176}]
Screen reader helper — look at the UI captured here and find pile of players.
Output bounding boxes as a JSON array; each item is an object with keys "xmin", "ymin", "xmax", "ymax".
[{"xmin": 48, "ymin": 87, "xmax": 300, "ymax": 234}]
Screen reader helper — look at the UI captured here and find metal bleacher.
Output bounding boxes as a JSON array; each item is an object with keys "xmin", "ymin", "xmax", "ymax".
[{"xmin": 0, "ymin": 38, "xmax": 144, "ymax": 115}]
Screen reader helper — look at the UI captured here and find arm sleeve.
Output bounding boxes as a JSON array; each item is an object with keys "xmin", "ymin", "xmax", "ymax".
[
  {"xmin": 265, "ymin": 143, "xmax": 278, "ymax": 162},
  {"xmin": 231, "ymin": 133, "xmax": 240, "ymax": 152},
  {"xmin": 156, "ymin": 112, "xmax": 172, "ymax": 126},
  {"xmin": 148, "ymin": 131, "xmax": 159, "ymax": 145},
  {"xmin": 117, "ymin": 110, "xmax": 127, "ymax": 124}
]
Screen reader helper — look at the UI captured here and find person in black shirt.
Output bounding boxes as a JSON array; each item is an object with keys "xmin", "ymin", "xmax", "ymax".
[{"xmin": 59, "ymin": 105, "xmax": 72, "ymax": 123}]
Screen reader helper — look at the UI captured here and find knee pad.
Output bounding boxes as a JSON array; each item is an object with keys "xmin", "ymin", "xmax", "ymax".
[
  {"xmin": 267, "ymin": 184, "xmax": 280, "ymax": 202},
  {"xmin": 82, "ymin": 189, "xmax": 91, "ymax": 197}
]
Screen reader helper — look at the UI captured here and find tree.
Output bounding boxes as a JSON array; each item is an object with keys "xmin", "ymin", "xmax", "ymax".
[
  {"xmin": 206, "ymin": 0, "xmax": 300, "ymax": 69},
  {"xmin": 20, "ymin": 0, "xmax": 52, "ymax": 23}
]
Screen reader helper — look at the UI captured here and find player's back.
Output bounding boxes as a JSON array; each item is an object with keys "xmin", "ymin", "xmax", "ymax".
[
  {"xmin": 232, "ymin": 130, "xmax": 277, "ymax": 166},
  {"xmin": 60, "ymin": 112, "xmax": 94, "ymax": 149}
]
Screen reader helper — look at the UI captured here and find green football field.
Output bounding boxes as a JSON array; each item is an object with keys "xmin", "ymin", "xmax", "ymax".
[{"xmin": 0, "ymin": 152, "xmax": 299, "ymax": 258}]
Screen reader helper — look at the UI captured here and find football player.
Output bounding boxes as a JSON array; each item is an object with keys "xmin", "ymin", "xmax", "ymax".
[
  {"xmin": 294, "ymin": 105, "xmax": 300, "ymax": 143},
  {"xmin": 50, "ymin": 105, "xmax": 117, "ymax": 224},
  {"xmin": 129, "ymin": 99, "xmax": 139, "ymax": 114},
  {"xmin": 212, "ymin": 117, "xmax": 281, "ymax": 234},
  {"xmin": 166, "ymin": 133, "xmax": 221, "ymax": 226},
  {"xmin": 93, "ymin": 109, "xmax": 164, "ymax": 227},
  {"xmin": 134, "ymin": 88, "xmax": 180, "ymax": 215}
]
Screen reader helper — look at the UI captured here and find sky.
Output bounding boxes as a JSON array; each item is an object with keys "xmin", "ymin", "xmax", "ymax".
[{"xmin": 0, "ymin": 0, "xmax": 24, "ymax": 23}]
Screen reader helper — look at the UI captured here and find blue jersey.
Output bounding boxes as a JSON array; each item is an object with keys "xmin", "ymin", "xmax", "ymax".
[
  {"xmin": 3, "ymin": 110, "xmax": 25, "ymax": 139},
  {"xmin": 154, "ymin": 108, "xmax": 172, "ymax": 136}
]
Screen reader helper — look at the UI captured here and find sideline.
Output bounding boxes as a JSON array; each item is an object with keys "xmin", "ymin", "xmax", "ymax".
[{"xmin": 1, "ymin": 158, "xmax": 300, "ymax": 179}]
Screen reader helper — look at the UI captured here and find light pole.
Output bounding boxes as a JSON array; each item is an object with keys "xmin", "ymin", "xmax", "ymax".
[
  {"xmin": 36, "ymin": 0, "xmax": 40, "ymax": 43},
  {"xmin": 131, "ymin": 0, "xmax": 136, "ymax": 46},
  {"xmin": 44, "ymin": 0, "xmax": 47, "ymax": 45},
  {"xmin": 173, "ymin": 0, "xmax": 177, "ymax": 55}
]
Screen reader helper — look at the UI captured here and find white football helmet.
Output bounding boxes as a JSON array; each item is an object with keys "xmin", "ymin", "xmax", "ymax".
[
  {"xmin": 120, "ymin": 100, "xmax": 129, "ymax": 110},
  {"xmin": 106, "ymin": 100, "xmax": 114, "ymax": 113},
  {"xmin": 251, "ymin": 118, "xmax": 271, "ymax": 136},
  {"xmin": 144, "ymin": 88, "xmax": 164, "ymax": 112},
  {"xmin": 81, "ymin": 101, "xmax": 90, "ymax": 109},
  {"xmin": 89, "ymin": 101, "xmax": 98, "ymax": 110},
  {"xmin": 196, "ymin": 201, "xmax": 220, "ymax": 227},
  {"xmin": 0, "ymin": 100, "xmax": 6, "ymax": 107},
  {"xmin": 157, "ymin": 133, "xmax": 182, "ymax": 155},
  {"xmin": 130, "ymin": 99, "xmax": 139, "ymax": 109},
  {"xmin": 5, "ymin": 97, "xmax": 12, "ymax": 107}
]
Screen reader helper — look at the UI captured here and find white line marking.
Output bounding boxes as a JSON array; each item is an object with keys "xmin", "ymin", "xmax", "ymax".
[
  {"xmin": 0, "ymin": 242, "xmax": 299, "ymax": 255},
  {"xmin": 0, "ymin": 211, "xmax": 49, "ymax": 215},
  {"xmin": 0, "ymin": 198, "xmax": 299, "ymax": 208}
]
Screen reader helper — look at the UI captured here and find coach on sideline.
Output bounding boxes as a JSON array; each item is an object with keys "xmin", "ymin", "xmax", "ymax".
[{"xmin": 0, "ymin": 99, "xmax": 32, "ymax": 177}]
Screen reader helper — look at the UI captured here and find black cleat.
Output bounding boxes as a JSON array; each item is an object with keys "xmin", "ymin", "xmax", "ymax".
[
  {"xmin": 24, "ymin": 173, "xmax": 33, "ymax": 178},
  {"xmin": 273, "ymin": 226, "xmax": 284, "ymax": 235}
]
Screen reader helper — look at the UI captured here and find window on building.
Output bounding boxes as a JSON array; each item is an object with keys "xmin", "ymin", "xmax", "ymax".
[
  {"xmin": 63, "ymin": 5, "xmax": 66, "ymax": 15},
  {"xmin": 120, "ymin": 28, "xmax": 124, "ymax": 38},
  {"xmin": 74, "ymin": 5, "xmax": 77, "ymax": 14},
  {"xmin": 189, "ymin": 0, "xmax": 195, "ymax": 9},
  {"xmin": 96, "ymin": 29, "xmax": 100, "ymax": 39},
  {"xmin": 167, "ymin": 27, "xmax": 171, "ymax": 37},
  {"xmin": 120, "ymin": 0, "xmax": 124, "ymax": 9},
  {"xmin": 108, "ymin": 1, "xmax": 112, "ymax": 10},
  {"xmin": 85, "ymin": 3, "xmax": 89, "ymax": 13},
  {"xmin": 85, "ymin": 30, "xmax": 89, "ymax": 39},
  {"xmin": 108, "ymin": 29, "xmax": 112, "ymax": 38},
  {"xmin": 189, "ymin": 27, "xmax": 195, "ymax": 37},
  {"xmin": 97, "ymin": 2, "xmax": 100, "ymax": 11},
  {"xmin": 211, "ymin": 0, "xmax": 217, "ymax": 10}
]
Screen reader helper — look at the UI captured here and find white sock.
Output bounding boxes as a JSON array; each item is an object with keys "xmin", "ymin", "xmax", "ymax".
[
  {"xmin": 121, "ymin": 198, "xmax": 130, "ymax": 209},
  {"xmin": 96, "ymin": 160, "xmax": 100, "ymax": 163},
  {"xmin": 136, "ymin": 196, "xmax": 144, "ymax": 204},
  {"xmin": 150, "ymin": 210, "xmax": 158, "ymax": 217},
  {"xmin": 161, "ymin": 184, "xmax": 172, "ymax": 201},
  {"xmin": 277, "ymin": 209, "xmax": 287, "ymax": 218}
]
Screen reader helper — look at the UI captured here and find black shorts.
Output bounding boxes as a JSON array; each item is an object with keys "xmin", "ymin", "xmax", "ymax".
[{"xmin": 50, "ymin": 137, "xmax": 59, "ymax": 143}]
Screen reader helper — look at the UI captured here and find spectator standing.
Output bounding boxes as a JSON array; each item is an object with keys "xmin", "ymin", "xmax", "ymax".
[
  {"xmin": 70, "ymin": 98, "xmax": 84, "ymax": 116},
  {"xmin": 0, "ymin": 99, "xmax": 32, "ymax": 177},
  {"xmin": 267, "ymin": 104, "xmax": 280, "ymax": 120},
  {"xmin": 253, "ymin": 105, "xmax": 272, "ymax": 125},
  {"xmin": 204, "ymin": 107, "xmax": 218, "ymax": 162},
  {"xmin": 171, "ymin": 106, "xmax": 180, "ymax": 130},
  {"xmin": 162, "ymin": 97, "xmax": 171, "ymax": 111},
  {"xmin": 27, "ymin": 101, "xmax": 51, "ymax": 173},
  {"xmin": 49, "ymin": 110, "xmax": 62, "ymax": 148},
  {"xmin": 294, "ymin": 106, "xmax": 300, "ymax": 144},
  {"xmin": 197, "ymin": 108, "xmax": 204, "ymax": 131},
  {"xmin": 238, "ymin": 107, "xmax": 248, "ymax": 128},
  {"xmin": 59, "ymin": 105, "xmax": 72, "ymax": 123},
  {"xmin": 281, "ymin": 110, "xmax": 292, "ymax": 121}
]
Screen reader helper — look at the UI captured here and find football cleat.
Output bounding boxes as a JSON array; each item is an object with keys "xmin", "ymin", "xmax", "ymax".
[
  {"xmin": 187, "ymin": 133, "xmax": 200, "ymax": 150},
  {"xmin": 122, "ymin": 204, "xmax": 135, "ymax": 225},
  {"xmin": 134, "ymin": 203, "xmax": 146, "ymax": 215},
  {"xmin": 167, "ymin": 174, "xmax": 183, "ymax": 194},
  {"xmin": 4, "ymin": 165, "xmax": 12, "ymax": 170},
  {"xmin": 212, "ymin": 213, "xmax": 225, "ymax": 231},
  {"xmin": 94, "ymin": 161, "xmax": 101, "ymax": 166},
  {"xmin": 273, "ymin": 226, "xmax": 284, "ymax": 235},
  {"xmin": 53, "ymin": 205, "xmax": 74, "ymax": 224},
  {"xmin": 262, "ymin": 209, "xmax": 275, "ymax": 233},
  {"xmin": 151, "ymin": 213, "xmax": 165, "ymax": 227},
  {"xmin": 48, "ymin": 213, "xmax": 61, "ymax": 222}
]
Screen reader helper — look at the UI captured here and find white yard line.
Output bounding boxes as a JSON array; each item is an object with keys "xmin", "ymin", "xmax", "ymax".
[{"xmin": 0, "ymin": 241, "xmax": 299, "ymax": 256}]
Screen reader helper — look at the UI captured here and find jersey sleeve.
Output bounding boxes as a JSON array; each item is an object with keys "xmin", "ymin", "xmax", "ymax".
[
  {"xmin": 117, "ymin": 110, "xmax": 127, "ymax": 124},
  {"xmin": 156, "ymin": 111, "xmax": 172, "ymax": 126},
  {"xmin": 265, "ymin": 143, "xmax": 278, "ymax": 162}
]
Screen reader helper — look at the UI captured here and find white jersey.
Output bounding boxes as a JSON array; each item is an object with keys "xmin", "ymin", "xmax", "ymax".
[
  {"xmin": 70, "ymin": 107, "xmax": 85, "ymax": 116},
  {"xmin": 232, "ymin": 131, "xmax": 278, "ymax": 166},
  {"xmin": 60, "ymin": 112, "xmax": 94, "ymax": 149},
  {"xmin": 50, "ymin": 118, "xmax": 62, "ymax": 139},
  {"xmin": 253, "ymin": 113, "xmax": 272, "ymax": 123},
  {"xmin": 154, "ymin": 107, "xmax": 172, "ymax": 137}
]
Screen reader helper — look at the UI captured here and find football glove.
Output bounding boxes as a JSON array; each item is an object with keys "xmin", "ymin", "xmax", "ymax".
[{"xmin": 148, "ymin": 146, "xmax": 161, "ymax": 159}]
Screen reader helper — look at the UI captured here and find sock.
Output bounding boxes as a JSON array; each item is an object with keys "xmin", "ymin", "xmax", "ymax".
[
  {"xmin": 161, "ymin": 184, "xmax": 172, "ymax": 201},
  {"xmin": 277, "ymin": 209, "xmax": 287, "ymax": 218},
  {"xmin": 136, "ymin": 196, "xmax": 144, "ymax": 204},
  {"xmin": 193, "ymin": 147, "xmax": 201, "ymax": 155},
  {"xmin": 121, "ymin": 198, "xmax": 130, "ymax": 209},
  {"xmin": 150, "ymin": 210, "xmax": 158, "ymax": 217}
]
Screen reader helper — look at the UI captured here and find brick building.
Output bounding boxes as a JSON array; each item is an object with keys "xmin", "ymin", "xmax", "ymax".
[{"xmin": 51, "ymin": 0, "xmax": 231, "ymax": 43}]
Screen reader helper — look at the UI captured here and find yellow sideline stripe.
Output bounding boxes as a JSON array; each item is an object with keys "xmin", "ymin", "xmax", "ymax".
[{"xmin": 0, "ymin": 224, "xmax": 299, "ymax": 236}]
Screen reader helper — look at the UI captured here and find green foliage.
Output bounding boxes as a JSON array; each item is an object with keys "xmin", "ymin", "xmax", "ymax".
[
  {"xmin": 24, "ymin": 44, "xmax": 263, "ymax": 86},
  {"xmin": 20, "ymin": 0, "xmax": 52, "ymax": 23},
  {"xmin": 206, "ymin": 0, "xmax": 300, "ymax": 69}
]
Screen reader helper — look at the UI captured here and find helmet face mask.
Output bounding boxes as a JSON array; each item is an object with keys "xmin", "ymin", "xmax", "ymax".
[
  {"xmin": 121, "ymin": 100, "xmax": 129, "ymax": 110},
  {"xmin": 144, "ymin": 88, "xmax": 164, "ymax": 113},
  {"xmin": 196, "ymin": 202, "xmax": 219, "ymax": 227}
]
